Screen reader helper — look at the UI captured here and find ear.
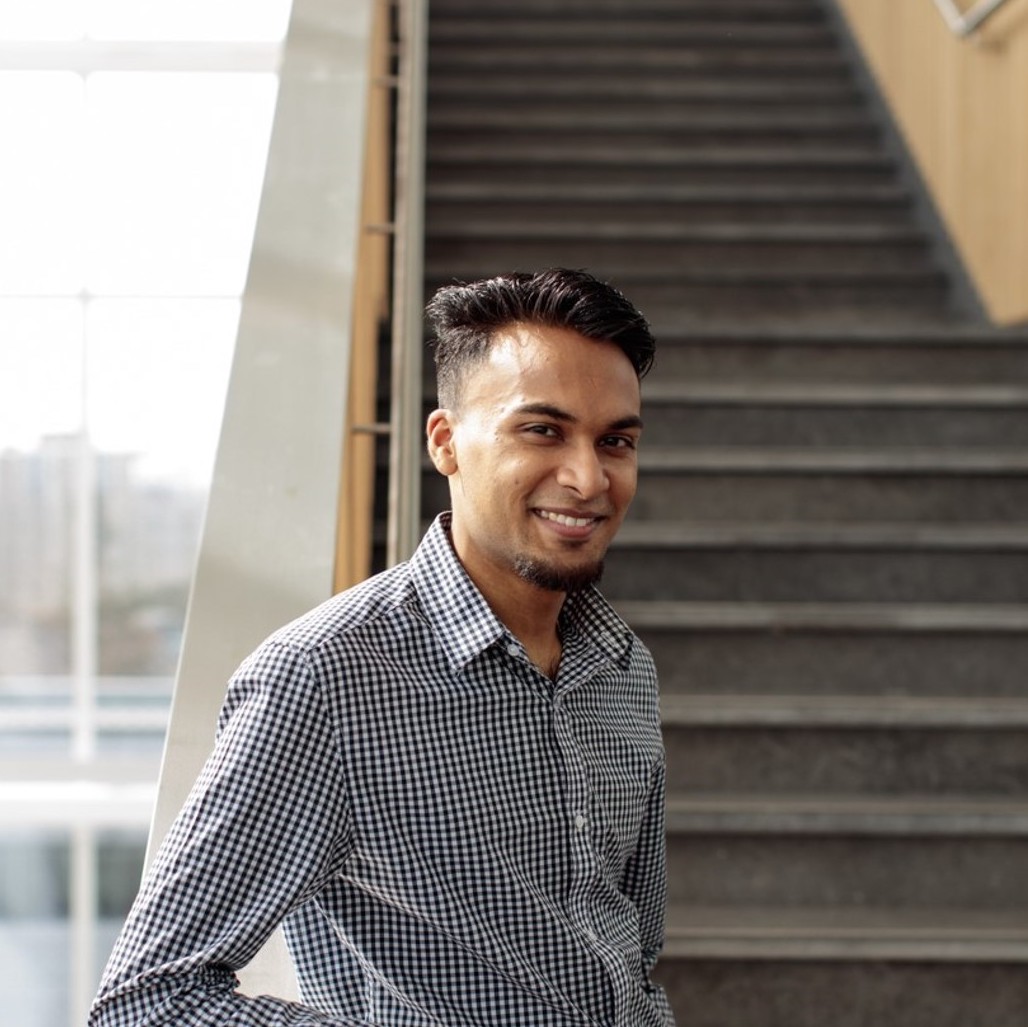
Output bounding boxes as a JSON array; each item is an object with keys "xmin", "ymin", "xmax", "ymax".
[{"xmin": 426, "ymin": 408, "xmax": 458, "ymax": 476}]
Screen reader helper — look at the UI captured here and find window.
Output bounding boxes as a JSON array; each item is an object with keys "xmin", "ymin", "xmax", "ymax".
[{"xmin": 0, "ymin": 5, "xmax": 291, "ymax": 1023}]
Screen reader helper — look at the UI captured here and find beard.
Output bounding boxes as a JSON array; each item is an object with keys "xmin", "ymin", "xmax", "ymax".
[{"xmin": 512, "ymin": 553, "xmax": 605, "ymax": 593}]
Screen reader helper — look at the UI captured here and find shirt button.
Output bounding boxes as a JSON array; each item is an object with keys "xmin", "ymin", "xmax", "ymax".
[
  {"xmin": 506, "ymin": 643, "xmax": 520, "ymax": 657},
  {"xmin": 574, "ymin": 814, "xmax": 588, "ymax": 831},
  {"xmin": 584, "ymin": 927, "xmax": 598, "ymax": 942}
]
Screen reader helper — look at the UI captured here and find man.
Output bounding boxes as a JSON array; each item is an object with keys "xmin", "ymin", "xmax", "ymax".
[{"xmin": 92, "ymin": 268, "xmax": 673, "ymax": 1026}]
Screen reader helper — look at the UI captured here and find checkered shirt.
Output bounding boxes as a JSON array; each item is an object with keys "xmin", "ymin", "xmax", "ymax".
[{"xmin": 92, "ymin": 513, "xmax": 673, "ymax": 1026}]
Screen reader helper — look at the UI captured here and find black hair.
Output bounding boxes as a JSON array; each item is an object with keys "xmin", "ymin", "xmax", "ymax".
[{"xmin": 425, "ymin": 267, "xmax": 655, "ymax": 407}]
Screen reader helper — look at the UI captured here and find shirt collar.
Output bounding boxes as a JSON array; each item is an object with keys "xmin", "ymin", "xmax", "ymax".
[
  {"xmin": 560, "ymin": 587, "xmax": 636, "ymax": 668},
  {"xmin": 410, "ymin": 513, "xmax": 507, "ymax": 673},
  {"xmin": 410, "ymin": 513, "xmax": 636, "ymax": 674}
]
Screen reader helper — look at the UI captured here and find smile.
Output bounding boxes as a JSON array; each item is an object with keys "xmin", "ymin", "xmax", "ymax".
[{"xmin": 536, "ymin": 510, "xmax": 600, "ymax": 528}]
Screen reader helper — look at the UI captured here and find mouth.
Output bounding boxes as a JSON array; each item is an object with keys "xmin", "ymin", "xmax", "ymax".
[
  {"xmin": 533, "ymin": 508, "xmax": 607, "ymax": 538},
  {"xmin": 538, "ymin": 510, "xmax": 598, "ymax": 527}
]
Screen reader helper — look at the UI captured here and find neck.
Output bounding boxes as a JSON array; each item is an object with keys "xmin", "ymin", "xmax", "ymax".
[{"xmin": 472, "ymin": 570, "xmax": 567, "ymax": 680}]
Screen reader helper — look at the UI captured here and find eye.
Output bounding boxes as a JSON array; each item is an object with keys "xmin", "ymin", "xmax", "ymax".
[
  {"xmin": 525, "ymin": 423, "xmax": 560, "ymax": 438},
  {"xmin": 600, "ymin": 434, "xmax": 637, "ymax": 450}
]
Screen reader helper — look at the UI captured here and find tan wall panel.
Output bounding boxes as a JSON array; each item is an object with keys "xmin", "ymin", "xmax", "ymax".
[{"xmin": 836, "ymin": 0, "xmax": 1028, "ymax": 323}]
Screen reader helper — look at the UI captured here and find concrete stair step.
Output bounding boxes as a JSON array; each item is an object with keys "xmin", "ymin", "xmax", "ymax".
[
  {"xmin": 602, "ymin": 537, "xmax": 1028, "ymax": 603},
  {"xmin": 426, "ymin": 182, "xmax": 909, "ymax": 225},
  {"xmin": 655, "ymin": 325, "xmax": 1028, "ymax": 382},
  {"xmin": 428, "ymin": 110, "xmax": 877, "ymax": 136},
  {"xmin": 426, "ymin": 222, "xmax": 919, "ymax": 240},
  {"xmin": 666, "ymin": 794, "xmax": 1028, "ymax": 835},
  {"xmin": 663, "ymin": 709, "xmax": 1028, "ymax": 796},
  {"xmin": 429, "ymin": 160, "xmax": 896, "ymax": 190},
  {"xmin": 656, "ymin": 937, "xmax": 1028, "ymax": 1027},
  {"xmin": 428, "ymin": 97, "xmax": 867, "ymax": 122},
  {"xmin": 429, "ymin": 46, "xmax": 847, "ymax": 73},
  {"xmin": 660, "ymin": 905, "xmax": 1028, "ymax": 961},
  {"xmin": 617, "ymin": 600, "xmax": 1028, "ymax": 632},
  {"xmin": 431, "ymin": 21, "xmax": 835, "ymax": 45},
  {"xmin": 639, "ymin": 381, "xmax": 1028, "ymax": 447},
  {"xmin": 425, "ymin": 224, "xmax": 930, "ymax": 274},
  {"xmin": 427, "ymin": 75, "xmax": 858, "ymax": 102},
  {"xmin": 662, "ymin": 692, "xmax": 1028, "ymax": 727},
  {"xmin": 626, "ymin": 446, "xmax": 1028, "ymax": 521},
  {"xmin": 432, "ymin": 0, "xmax": 827, "ymax": 17},
  {"xmin": 666, "ymin": 798, "xmax": 1028, "ymax": 908},
  {"xmin": 616, "ymin": 520, "xmax": 1028, "ymax": 550},
  {"xmin": 428, "ymin": 142, "xmax": 888, "ymax": 167},
  {"xmin": 628, "ymin": 610, "xmax": 1028, "ymax": 698},
  {"xmin": 639, "ymin": 444, "xmax": 1028, "ymax": 471},
  {"xmin": 426, "ymin": 269, "xmax": 950, "ymax": 328}
]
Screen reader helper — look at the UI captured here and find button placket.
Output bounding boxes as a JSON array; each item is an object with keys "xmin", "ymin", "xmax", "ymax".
[{"xmin": 552, "ymin": 692, "xmax": 604, "ymax": 956}]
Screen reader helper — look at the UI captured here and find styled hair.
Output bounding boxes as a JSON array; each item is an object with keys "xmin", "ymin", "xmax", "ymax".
[{"xmin": 425, "ymin": 268, "xmax": 656, "ymax": 407}]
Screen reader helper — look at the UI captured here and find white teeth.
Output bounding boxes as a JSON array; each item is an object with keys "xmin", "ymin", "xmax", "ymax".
[{"xmin": 540, "ymin": 511, "xmax": 593, "ymax": 527}]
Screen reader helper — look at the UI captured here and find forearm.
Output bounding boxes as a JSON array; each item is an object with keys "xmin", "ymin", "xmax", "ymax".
[
  {"xmin": 92, "ymin": 643, "xmax": 357, "ymax": 1027},
  {"xmin": 91, "ymin": 964, "xmax": 371, "ymax": 1027}
]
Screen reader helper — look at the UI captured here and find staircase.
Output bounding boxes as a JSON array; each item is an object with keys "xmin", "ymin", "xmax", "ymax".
[{"xmin": 418, "ymin": 0, "xmax": 1028, "ymax": 1023}]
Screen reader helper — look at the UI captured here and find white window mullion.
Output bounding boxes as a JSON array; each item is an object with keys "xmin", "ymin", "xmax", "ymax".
[
  {"xmin": 72, "ymin": 305, "xmax": 98, "ymax": 764},
  {"xmin": 70, "ymin": 824, "xmax": 98, "ymax": 1027}
]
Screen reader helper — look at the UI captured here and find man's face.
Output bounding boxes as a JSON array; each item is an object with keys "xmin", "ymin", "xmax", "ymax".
[{"xmin": 427, "ymin": 323, "xmax": 642, "ymax": 598}]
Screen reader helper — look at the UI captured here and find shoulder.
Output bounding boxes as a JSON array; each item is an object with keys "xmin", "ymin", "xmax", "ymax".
[
  {"xmin": 266, "ymin": 560, "xmax": 423, "ymax": 654},
  {"xmin": 221, "ymin": 562, "xmax": 427, "ymax": 714}
]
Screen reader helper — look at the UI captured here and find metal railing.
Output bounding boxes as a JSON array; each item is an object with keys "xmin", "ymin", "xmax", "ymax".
[
  {"xmin": 387, "ymin": 0, "xmax": 428, "ymax": 569},
  {"xmin": 931, "ymin": 0, "xmax": 1017, "ymax": 37}
]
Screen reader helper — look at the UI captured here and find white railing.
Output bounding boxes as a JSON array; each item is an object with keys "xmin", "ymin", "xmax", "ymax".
[{"xmin": 931, "ymin": 0, "xmax": 1016, "ymax": 36}]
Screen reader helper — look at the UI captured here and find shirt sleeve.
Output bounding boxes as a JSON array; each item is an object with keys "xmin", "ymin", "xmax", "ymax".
[
  {"xmin": 620, "ymin": 750, "xmax": 676, "ymax": 1026},
  {"xmin": 90, "ymin": 641, "xmax": 365, "ymax": 1027}
]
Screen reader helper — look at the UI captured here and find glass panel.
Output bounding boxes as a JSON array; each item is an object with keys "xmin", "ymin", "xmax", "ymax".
[
  {"xmin": 0, "ymin": 73, "xmax": 84, "ymax": 296},
  {"xmin": 0, "ymin": 831, "xmax": 71, "ymax": 1026},
  {"xmin": 95, "ymin": 829, "xmax": 147, "ymax": 990},
  {"xmin": 0, "ymin": 301, "xmax": 82, "ymax": 688},
  {"xmin": 85, "ymin": 72, "xmax": 278, "ymax": 297},
  {"xmin": 87, "ymin": 299, "xmax": 236, "ymax": 687},
  {"xmin": 87, "ymin": 0, "xmax": 293, "ymax": 42}
]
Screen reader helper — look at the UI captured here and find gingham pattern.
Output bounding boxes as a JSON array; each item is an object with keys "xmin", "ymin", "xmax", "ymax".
[{"xmin": 92, "ymin": 514, "xmax": 673, "ymax": 1027}]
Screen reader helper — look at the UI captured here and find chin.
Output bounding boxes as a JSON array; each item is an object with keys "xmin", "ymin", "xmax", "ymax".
[{"xmin": 513, "ymin": 555, "xmax": 605, "ymax": 593}]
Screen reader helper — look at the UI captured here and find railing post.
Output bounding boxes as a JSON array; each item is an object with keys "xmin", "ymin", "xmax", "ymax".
[{"xmin": 387, "ymin": 0, "xmax": 428, "ymax": 567}]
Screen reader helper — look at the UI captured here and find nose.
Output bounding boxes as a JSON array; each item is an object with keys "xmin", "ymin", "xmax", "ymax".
[{"xmin": 556, "ymin": 441, "xmax": 608, "ymax": 498}]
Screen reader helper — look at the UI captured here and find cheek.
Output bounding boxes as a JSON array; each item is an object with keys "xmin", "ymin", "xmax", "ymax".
[{"xmin": 612, "ymin": 464, "xmax": 638, "ymax": 501}]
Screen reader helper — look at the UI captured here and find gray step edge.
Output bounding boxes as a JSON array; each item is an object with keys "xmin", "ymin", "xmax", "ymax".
[
  {"xmin": 428, "ymin": 223, "xmax": 923, "ymax": 243},
  {"xmin": 614, "ymin": 600, "xmax": 1028, "ymax": 632},
  {"xmin": 660, "ymin": 693, "xmax": 1028, "ymax": 728},
  {"xmin": 662, "ymin": 906, "xmax": 1028, "ymax": 962},
  {"xmin": 637, "ymin": 446, "xmax": 1028, "ymax": 472},
  {"xmin": 640, "ymin": 382, "xmax": 1028, "ymax": 407},
  {"xmin": 613, "ymin": 520, "xmax": 1028, "ymax": 549},
  {"xmin": 664, "ymin": 794, "xmax": 1028, "ymax": 835}
]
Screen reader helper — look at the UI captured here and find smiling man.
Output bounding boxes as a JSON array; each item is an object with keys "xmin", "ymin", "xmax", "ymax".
[{"xmin": 92, "ymin": 268, "xmax": 674, "ymax": 1027}]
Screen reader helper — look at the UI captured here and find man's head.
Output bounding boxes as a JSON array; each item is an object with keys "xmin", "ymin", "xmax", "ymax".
[
  {"xmin": 426, "ymin": 267, "xmax": 655, "ymax": 409},
  {"xmin": 424, "ymin": 269, "xmax": 655, "ymax": 601}
]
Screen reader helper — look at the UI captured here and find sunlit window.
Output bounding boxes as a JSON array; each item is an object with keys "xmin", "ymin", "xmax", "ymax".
[{"xmin": 0, "ymin": 5, "xmax": 290, "ymax": 1024}]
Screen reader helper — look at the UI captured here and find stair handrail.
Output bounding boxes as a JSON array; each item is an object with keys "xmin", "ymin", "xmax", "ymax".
[
  {"xmin": 387, "ymin": 0, "xmax": 428, "ymax": 567},
  {"xmin": 931, "ymin": 0, "xmax": 1016, "ymax": 37}
]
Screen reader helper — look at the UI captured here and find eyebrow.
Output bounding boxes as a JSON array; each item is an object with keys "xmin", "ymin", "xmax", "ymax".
[{"xmin": 514, "ymin": 402, "xmax": 644, "ymax": 432}]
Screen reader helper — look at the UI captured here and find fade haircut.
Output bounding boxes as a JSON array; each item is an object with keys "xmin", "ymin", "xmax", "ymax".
[{"xmin": 425, "ymin": 268, "xmax": 656, "ymax": 408}]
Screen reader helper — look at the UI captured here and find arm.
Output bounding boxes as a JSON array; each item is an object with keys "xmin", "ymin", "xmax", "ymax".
[
  {"xmin": 620, "ymin": 752, "xmax": 676, "ymax": 1025},
  {"xmin": 90, "ymin": 642, "xmax": 365, "ymax": 1027}
]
